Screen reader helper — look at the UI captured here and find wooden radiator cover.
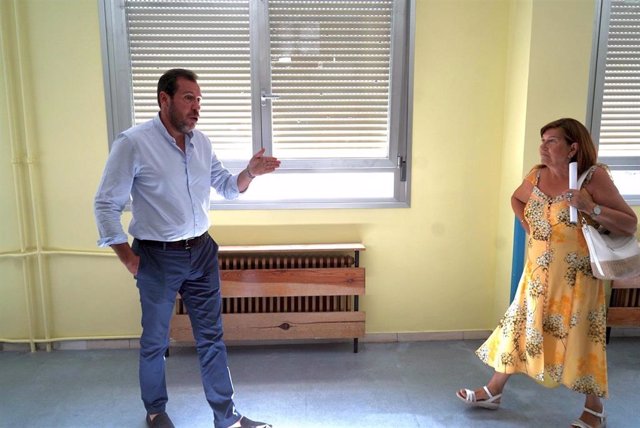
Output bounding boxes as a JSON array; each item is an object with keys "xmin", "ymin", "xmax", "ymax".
[
  {"xmin": 170, "ymin": 244, "xmax": 366, "ymax": 344},
  {"xmin": 607, "ymin": 275, "xmax": 640, "ymax": 327}
]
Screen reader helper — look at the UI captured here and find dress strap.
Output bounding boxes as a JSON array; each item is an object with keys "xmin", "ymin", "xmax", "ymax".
[{"xmin": 524, "ymin": 166, "xmax": 542, "ymax": 186}]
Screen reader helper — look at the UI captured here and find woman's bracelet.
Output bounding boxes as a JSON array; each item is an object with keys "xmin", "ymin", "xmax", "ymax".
[{"xmin": 245, "ymin": 168, "xmax": 256, "ymax": 179}]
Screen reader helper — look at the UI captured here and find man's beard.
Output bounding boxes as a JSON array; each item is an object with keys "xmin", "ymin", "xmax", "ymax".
[{"xmin": 168, "ymin": 103, "xmax": 195, "ymax": 134}]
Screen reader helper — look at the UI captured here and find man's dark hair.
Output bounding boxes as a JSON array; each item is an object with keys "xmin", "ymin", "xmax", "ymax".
[{"xmin": 157, "ymin": 68, "xmax": 198, "ymax": 107}]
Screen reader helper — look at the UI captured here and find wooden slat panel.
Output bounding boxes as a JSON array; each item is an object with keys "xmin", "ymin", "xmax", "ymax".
[
  {"xmin": 221, "ymin": 312, "xmax": 365, "ymax": 341},
  {"xmin": 221, "ymin": 268, "xmax": 365, "ymax": 297},
  {"xmin": 607, "ymin": 307, "xmax": 640, "ymax": 326},
  {"xmin": 170, "ymin": 312, "xmax": 366, "ymax": 342},
  {"xmin": 219, "ymin": 243, "xmax": 365, "ymax": 254},
  {"xmin": 611, "ymin": 276, "xmax": 640, "ymax": 289}
]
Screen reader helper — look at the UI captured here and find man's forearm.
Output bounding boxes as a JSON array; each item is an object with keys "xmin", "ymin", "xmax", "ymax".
[{"xmin": 111, "ymin": 242, "xmax": 139, "ymax": 276}]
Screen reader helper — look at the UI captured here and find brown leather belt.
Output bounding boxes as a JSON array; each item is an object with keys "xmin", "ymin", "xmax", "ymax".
[{"xmin": 138, "ymin": 232, "xmax": 208, "ymax": 250}]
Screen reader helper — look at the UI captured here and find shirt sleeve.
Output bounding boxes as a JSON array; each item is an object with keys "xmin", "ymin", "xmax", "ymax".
[
  {"xmin": 93, "ymin": 135, "xmax": 136, "ymax": 247},
  {"xmin": 210, "ymin": 150, "xmax": 240, "ymax": 200}
]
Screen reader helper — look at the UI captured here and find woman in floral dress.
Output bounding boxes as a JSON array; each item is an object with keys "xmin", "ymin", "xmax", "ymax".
[{"xmin": 456, "ymin": 118, "xmax": 637, "ymax": 428}]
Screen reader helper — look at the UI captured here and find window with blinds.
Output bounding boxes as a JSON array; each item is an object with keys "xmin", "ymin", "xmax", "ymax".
[
  {"xmin": 268, "ymin": 2, "xmax": 391, "ymax": 161},
  {"xmin": 127, "ymin": 1, "xmax": 253, "ymax": 160},
  {"xmin": 99, "ymin": 0, "xmax": 415, "ymax": 208},
  {"xmin": 589, "ymin": 0, "xmax": 640, "ymax": 203}
]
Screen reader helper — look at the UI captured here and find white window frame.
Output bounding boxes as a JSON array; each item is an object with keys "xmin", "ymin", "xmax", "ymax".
[
  {"xmin": 98, "ymin": 0, "xmax": 415, "ymax": 209},
  {"xmin": 587, "ymin": 0, "xmax": 640, "ymax": 205}
]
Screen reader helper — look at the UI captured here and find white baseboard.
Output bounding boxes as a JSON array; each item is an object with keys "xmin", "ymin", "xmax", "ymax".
[{"xmin": 364, "ymin": 330, "xmax": 492, "ymax": 342}]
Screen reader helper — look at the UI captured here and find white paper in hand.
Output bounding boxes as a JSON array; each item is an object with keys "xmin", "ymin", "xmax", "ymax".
[{"xmin": 569, "ymin": 162, "xmax": 578, "ymax": 223}]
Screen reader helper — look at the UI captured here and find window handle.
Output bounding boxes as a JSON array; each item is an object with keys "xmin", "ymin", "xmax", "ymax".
[
  {"xmin": 261, "ymin": 92, "xmax": 280, "ymax": 106},
  {"xmin": 397, "ymin": 156, "xmax": 407, "ymax": 182}
]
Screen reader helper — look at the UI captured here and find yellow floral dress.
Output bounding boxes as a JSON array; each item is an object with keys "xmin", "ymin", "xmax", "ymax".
[{"xmin": 477, "ymin": 165, "xmax": 608, "ymax": 398}]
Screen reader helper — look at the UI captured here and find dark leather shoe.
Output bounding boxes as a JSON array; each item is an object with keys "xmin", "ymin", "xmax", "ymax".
[
  {"xmin": 146, "ymin": 412, "xmax": 175, "ymax": 428},
  {"xmin": 237, "ymin": 416, "xmax": 272, "ymax": 428}
]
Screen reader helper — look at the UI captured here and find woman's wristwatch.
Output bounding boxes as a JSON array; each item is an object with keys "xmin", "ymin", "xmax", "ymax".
[{"xmin": 591, "ymin": 204, "xmax": 602, "ymax": 217}]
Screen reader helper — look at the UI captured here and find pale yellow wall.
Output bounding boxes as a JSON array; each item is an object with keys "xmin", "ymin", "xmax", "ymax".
[
  {"xmin": 494, "ymin": 0, "xmax": 533, "ymax": 321},
  {"xmin": 0, "ymin": 0, "xmax": 35, "ymax": 340},
  {"xmin": 1, "ymin": 0, "xmax": 612, "ymax": 344},
  {"xmin": 523, "ymin": 0, "xmax": 598, "ymax": 170}
]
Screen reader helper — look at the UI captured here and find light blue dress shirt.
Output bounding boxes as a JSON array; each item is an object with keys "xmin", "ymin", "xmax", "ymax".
[{"xmin": 94, "ymin": 114, "xmax": 240, "ymax": 247}]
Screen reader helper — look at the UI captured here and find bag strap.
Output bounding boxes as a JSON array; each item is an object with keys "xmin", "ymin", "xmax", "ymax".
[
  {"xmin": 576, "ymin": 165, "xmax": 597, "ymax": 189},
  {"xmin": 578, "ymin": 165, "xmax": 607, "ymax": 229},
  {"xmin": 576, "ymin": 166, "xmax": 594, "ymax": 226}
]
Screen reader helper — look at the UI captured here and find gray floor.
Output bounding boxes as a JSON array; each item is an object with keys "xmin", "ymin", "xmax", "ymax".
[{"xmin": 1, "ymin": 338, "xmax": 638, "ymax": 428}]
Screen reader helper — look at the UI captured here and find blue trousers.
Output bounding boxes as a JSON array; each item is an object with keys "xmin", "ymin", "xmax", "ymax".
[{"xmin": 132, "ymin": 234, "xmax": 241, "ymax": 428}]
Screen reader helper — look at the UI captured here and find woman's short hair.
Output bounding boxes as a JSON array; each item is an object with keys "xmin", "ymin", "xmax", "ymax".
[{"xmin": 540, "ymin": 118, "xmax": 598, "ymax": 174}]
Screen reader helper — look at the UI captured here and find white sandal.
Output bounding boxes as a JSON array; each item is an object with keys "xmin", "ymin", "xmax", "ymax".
[
  {"xmin": 456, "ymin": 385, "xmax": 501, "ymax": 410},
  {"xmin": 571, "ymin": 406, "xmax": 606, "ymax": 428}
]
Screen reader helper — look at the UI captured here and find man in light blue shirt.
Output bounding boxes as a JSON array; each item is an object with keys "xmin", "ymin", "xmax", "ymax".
[{"xmin": 94, "ymin": 69, "xmax": 279, "ymax": 428}]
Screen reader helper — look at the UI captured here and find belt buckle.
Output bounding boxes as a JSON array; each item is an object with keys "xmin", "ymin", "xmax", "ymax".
[{"xmin": 184, "ymin": 238, "xmax": 192, "ymax": 250}]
